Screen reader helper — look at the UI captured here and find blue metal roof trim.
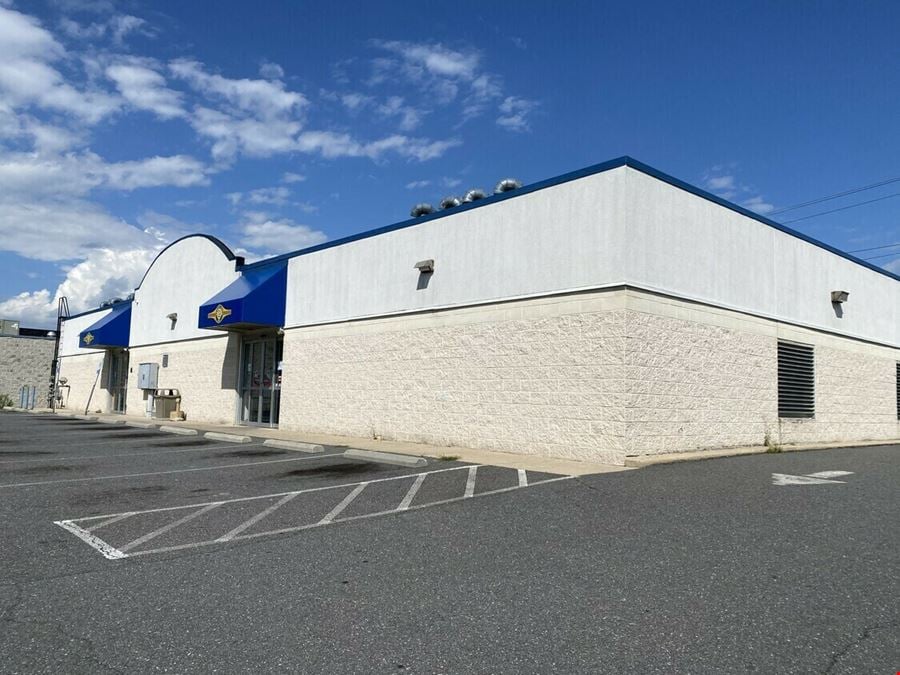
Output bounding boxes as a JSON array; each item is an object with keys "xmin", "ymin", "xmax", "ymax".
[
  {"xmin": 198, "ymin": 261, "xmax": 288, "ymax": 330},
  {"xmin": 64, "ymin": 299, "xmax": 131, "ymax": 322},
  {"xmin": 240, "ymin": 156, "xmax": 899, "ymax": 283},
  {"xmin": 78, "ymin": 302, "xmax": 131, "ymax": 349}
]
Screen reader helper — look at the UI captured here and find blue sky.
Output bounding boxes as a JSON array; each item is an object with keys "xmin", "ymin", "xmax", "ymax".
[{"xmin": 1, "ymin": 0, "xmax": 898, "ymax": 326}]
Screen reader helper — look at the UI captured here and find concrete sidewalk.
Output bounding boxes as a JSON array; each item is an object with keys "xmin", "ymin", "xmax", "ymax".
[{"xmin": 5, "ymin": 407, "xmax": 626, "ymax": 477}]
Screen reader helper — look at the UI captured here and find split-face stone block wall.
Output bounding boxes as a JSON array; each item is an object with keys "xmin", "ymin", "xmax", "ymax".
[
  {"xmin": 0, "ymin": 335, "xmax": 55, "ymax": 406},
  {"xmin": 281, "ymin": 293, "xmax": 628, "ymax": 464},
  {"xmin": 126, "ymin": 335, "xmax": 240, "ymax": 423},
  {"xmin": 280, "ymin": 288, "xmax": 898, "ymax": 464}
]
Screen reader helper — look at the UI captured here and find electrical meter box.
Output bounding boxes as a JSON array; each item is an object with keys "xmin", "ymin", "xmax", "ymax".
[{"xmin": 138, "ymin": 362, "xmax": 159, "ymax": 390}]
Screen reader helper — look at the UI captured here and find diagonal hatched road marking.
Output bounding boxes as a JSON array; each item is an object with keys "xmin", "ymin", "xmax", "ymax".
[{"xmin": 55, "ymin": 464, "xmax": 574, "ymax": 560}]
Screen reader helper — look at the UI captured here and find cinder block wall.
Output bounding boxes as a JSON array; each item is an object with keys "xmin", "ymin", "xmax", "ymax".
[
  {"xmin": 280, "ymin": 288, "xmax": 899, "ymax": 464},
  {"xmin": 127, "ymin": 335, "xmax": 240, "ymax": 423},
  {"xmin": 0, "ymin": 335, "xmax": 54, "ymax": 405},
  {"xmin": 281, "ymin": 292, "xmax": 628, "ymax": 464},
  {"xmin": 57, "ymin": 352, "xmax": 108, "ymax": 413}
]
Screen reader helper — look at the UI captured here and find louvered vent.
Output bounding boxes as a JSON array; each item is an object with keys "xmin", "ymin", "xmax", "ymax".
[
  {"xmin": 896, "ymin": 362, "xmax": 899, "ymax": 420},
  {"xmin": 777, "ymin": 340, "xmax": 815, "ymax": 418}
]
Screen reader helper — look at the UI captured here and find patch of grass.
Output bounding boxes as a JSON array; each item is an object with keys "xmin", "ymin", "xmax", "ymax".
[
  {"xmin": 437, "ymin": 454, "xmax": 460, "ymax": 461},
  {"xmin": 764, "ymin": 431, "xmax": 782, "ymax": 454},
  {"xmin": 0, "ymin": 393, "xmax": 13, "ymax": 408}
]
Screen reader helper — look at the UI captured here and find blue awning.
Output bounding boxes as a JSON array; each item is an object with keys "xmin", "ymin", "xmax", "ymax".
[
  {"xmin": 198, "ymin": 261, "xmax": 287, "ymax": 331},
  {"xmin": 79, "ymin": 302, "xmax": 131, "ymax": 349}
]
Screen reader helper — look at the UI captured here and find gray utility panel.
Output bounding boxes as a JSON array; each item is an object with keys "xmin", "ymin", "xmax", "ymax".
[{"xmin": 137, "ymin": 362, "xmax": 159, "ymax": 389}]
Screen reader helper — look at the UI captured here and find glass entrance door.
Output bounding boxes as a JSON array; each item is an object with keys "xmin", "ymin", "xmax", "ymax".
[
  {"xmin": 108, "ymin": 350, "xmax": 128, "ymax": 414},
  {"xmin": 240, "ymin": 336, "xmax": 283, "ymax": 426}
]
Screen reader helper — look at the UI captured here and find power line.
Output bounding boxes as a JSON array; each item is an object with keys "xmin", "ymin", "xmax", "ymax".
[
  {"xmin": 781, "ymin": 192, "xmax": 900, "ymax": 224},
  {"xmin": 861, "ymin": 251, "xmax": 900, "ymax": 261},
  {"xmin": 770, "ymin": 175, "xmax": 900, "ymax": 216},
  {"xmin": 848, "ymin": 242, "xmax": 900, "ymax": 253}
]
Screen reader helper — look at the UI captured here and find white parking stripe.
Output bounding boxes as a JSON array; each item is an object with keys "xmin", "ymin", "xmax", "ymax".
[
  {"xmin": 86, "ymin": 512, "xmax": 135, "ymax": 532},
  {"xmin": 518, "ymin": 469, "xmax": 528, "ymax": 487},
  {"xmin": 397, "ymin": 473, "xmax": 426, "ymax": 511},
  {"xmin": 217, "ymin": 492, "xmax": 300, "ymax": 542},
  {"xmin": 121, "ymin": 503, "xmax": 222, "ymax": 552},
  {"xmin": 126, "ymin": 475, "xmax": 576, "ymax": 559},
  {"xmin": 0, "ymin": 452, "xmax": 346, "ymax": 489},
  {"xmin": 54, "ymin": 520, "xmax": 127, "ymax": 560},
  {"xmin": 67, "ymin": 464, "xmax": 474, "ymax": 523},
  {"xmin": 318, "ymin": 482, "xmax": 368, "ymax": 524},
  {"xmin": 464, "ymin": 465, "xmax": 478, "ymax": 498}
]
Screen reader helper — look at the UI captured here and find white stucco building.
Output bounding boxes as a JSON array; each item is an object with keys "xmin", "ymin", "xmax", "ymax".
[{"xmin": 57, "ymin": 157, "xmax": 900, "ymax": 464}]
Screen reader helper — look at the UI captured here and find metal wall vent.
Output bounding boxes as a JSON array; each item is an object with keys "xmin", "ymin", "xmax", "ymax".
[{"xmin": 777, "ymin": 340, "xmax": 815, "ymax": 418}]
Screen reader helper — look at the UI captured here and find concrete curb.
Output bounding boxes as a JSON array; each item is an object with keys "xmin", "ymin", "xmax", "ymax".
[
  {"xmin": 624, "ymin": 439, "xmax": 900, "ymax": 468},
  {"xmin": 344, "ymin": 448, "xmax": 428, "ymax": 467},
  {"xmin": 74, "ymin": 415, "xmax": 98, "ymax": 421},
  {"xmin": 99, "ymin": 419, "xmax": 126, "ymax": 425},
  {"xmin": 204, "ymin": 432, "xmax": 253, "ymax": 444},
  {"xmin": 262, "ymin": 439, "xmax": 324, "ymax": 454},
  {"xmin": 159, "ymin": 425, "xmax": 198, "ymax": 436},
  {"xmin": 125, "ymin": 421, "xmax": 157, "ymax": 429}
]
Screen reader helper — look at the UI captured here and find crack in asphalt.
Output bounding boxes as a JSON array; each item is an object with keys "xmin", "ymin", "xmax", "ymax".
[{"xmin": 822, "ymin": 620, "xmax": 900, "ymax": 673}]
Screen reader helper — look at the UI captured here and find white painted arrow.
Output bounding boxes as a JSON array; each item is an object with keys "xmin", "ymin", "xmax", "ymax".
[
  {"xmin": 805, "ymin": 470, "xmax": 854, "ymax": 479},
  {"xmin": 771, "ymin": 471, "xmax": 853, "ymax": 486}
]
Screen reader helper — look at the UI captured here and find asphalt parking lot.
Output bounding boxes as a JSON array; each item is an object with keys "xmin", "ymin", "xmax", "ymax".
[{"xmin": 1, "ymin": 411, "xmax": 897, "ymax": 673}]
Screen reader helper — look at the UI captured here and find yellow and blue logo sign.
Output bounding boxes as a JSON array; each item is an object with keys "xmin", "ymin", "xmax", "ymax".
[
  {"xmin": 207, "ymin": 304, "xmax": 233, "ymax": 324},
  {"xmin": 82, "ymin": 332, "xmax": 95, "ymax": 345}
]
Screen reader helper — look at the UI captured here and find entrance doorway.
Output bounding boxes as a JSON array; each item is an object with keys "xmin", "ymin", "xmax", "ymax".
[
  {"xmin": 240, "ymin": 335, "xmax": 283, "ymax": 426},
  {"xmin": 108, "ymin": 350, "xmax": 129, "ymax": 414}
]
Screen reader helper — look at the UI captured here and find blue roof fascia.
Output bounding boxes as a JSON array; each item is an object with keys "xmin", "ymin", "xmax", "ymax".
[
  {"xmin": 240, "ymin": 155, "xmax": 899, "ymax": 283},
  {"xmin": 78, "ymin": 301, "xmax": 131, "ymax": 348},
  {"xmin": 198, "ymin": 260, "xmax": 287, "ymax": 330},
  {"xmin": 64, "ymin": 299, "xmax": 131, "ymax": 322}
]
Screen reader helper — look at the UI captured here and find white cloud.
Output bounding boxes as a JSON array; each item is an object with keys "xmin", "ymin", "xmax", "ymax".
[
  {"xmin": 296, "ymin": 130, "xmax": 459, "ymax": 162},
  {"xmin": 170, "ymin": 59, "xmax": 306, "ymax": 118},
  {"xmin": 238, "ymin": 212, "xmax": 327, "ymax": 255},
  {"xmin": 0, "ymin": 151, "xmax": 209, "ymax": 196},
  {"xmin": 703, "ymin": 167, "xmax": 774, "ymax": 214},
  {"xmin": 0, "ymin": 6, "xmax": 119, "ymax": 123},
  {"xmin": 0, "ymin": 247, "xmax": 160, "ymax": 326},
  {"xmin": 406, "ymin": 179, "xmax": 430, "ymax": 189},
  {"xmin": 103, "ymin": 155, "xmax": 209, "ymax": 190},
  {"xmin": 377, "ymin": 96, "xmax": 423, "ymax": 131},
  {"xmin": 281, "ymin": 172, "xmax": 305, "ymax": 183},
  {"xmin": 496, "ymin": 96, "xmax": 537, "ymax": 132},
  {"xmin": 106, "ymin": 62, "xmax": 184, "ymax": 119},
  {"xmin": 259, "ymin": 61, "xmax": 284, "ymax": 79},
  {"xmin": 0, "ymin": 196, "xmax": 154, "ymax": 261},
  {"xmin": 60, "ymin": 14, "xmax": 150, "ymax": 44},
  {"xmin": 742, "ymin": 195, "xmax": 775, "ymax": 215},
  {"xmin": 341, "ymin": 92, "xmax": 372, "ymax": 111},
  {"xmin": 374, "ymin": 41, "xmax": 480, "ymax": 80}
]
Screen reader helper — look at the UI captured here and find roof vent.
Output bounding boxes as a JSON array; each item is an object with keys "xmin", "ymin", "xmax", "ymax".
[
  {"xmin": 99, "ymin": 297, "xmax": 123, "ymax": 308},
  {"xmin": 410, "ymin": 203, "xmax": 435, "ymax": 217},
  {"xmin": 494, "ymin": 178, "xmax": 521, "ymax": 194},
  {"xmin": 463, "ymin": 188, "xmax": 486, "ymax": 203},
  {"xmin": 439, "ymin": 196, "xmax": 461, "ymax": 210}
]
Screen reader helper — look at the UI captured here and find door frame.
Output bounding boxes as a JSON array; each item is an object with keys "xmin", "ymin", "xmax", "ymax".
[
  {"xmin": 236, "ymin": 331, "xmax": 283, "ymax": 428},
  {"xmin": 106, "ymin": 348, "xmax": 129, "ymax": 414}
]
